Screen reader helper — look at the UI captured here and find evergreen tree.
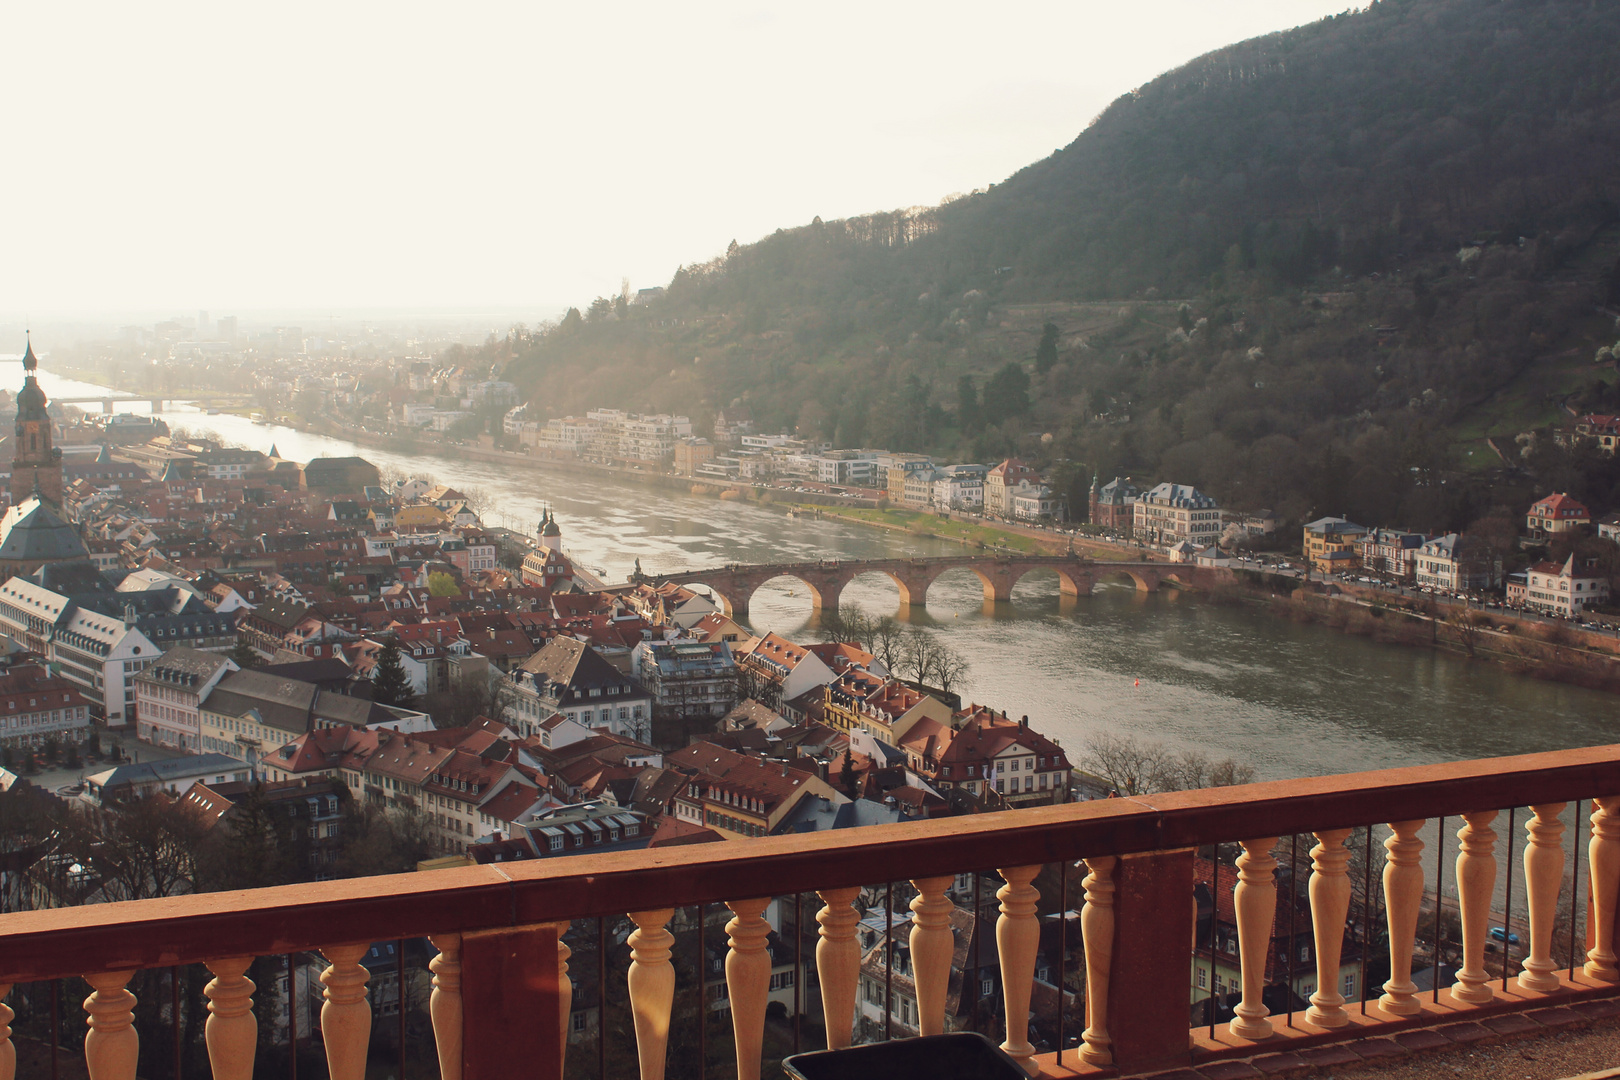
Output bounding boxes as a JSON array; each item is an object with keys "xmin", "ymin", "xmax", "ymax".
[
  {"xmin": 981, "ymin": 362, "xmax": 1032, "ymax": 425},
  {"xmin": 228, "ymin": 639, "xmax": 261, "ymax": 669},
  {"xmin": 1035, "ymin": 322, "xmax": 1060, "ymax": 373},
  {"xmin": 839, "ymin": 752, "xmax": 859, "ymax": 798},
  {"xmin": 371, "ymin": 641, "xmax": 415, "ymax": 707},
  {"xmin": 956, "ymin": 374, "xmax": 980, "ymax": 432}
]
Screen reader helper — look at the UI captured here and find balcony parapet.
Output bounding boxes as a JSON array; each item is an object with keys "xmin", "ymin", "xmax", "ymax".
[{"xmin": 1, "ymin": 744, "xmax": 1620, "ymax": 1079}]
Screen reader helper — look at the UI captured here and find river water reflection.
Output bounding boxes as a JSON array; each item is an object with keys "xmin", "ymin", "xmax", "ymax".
[{"xmin": 20, "ymin": 361, "xmax": 1620, "ymax": 782}]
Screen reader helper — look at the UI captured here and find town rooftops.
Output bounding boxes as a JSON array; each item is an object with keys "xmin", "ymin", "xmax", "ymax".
[
  {"xmin": 1529, "ymin": 492, "xmax": 1591, "ymax": 518},
  {"xmin": 0, "ymin": 664, "xmax": 88, "ymax": 719},
  {"xmin": 517, "ymin": 636, "xmax": 638, "ymax": 697},
  {"xmin": 1139, "ymin": 482, "xmax": 1219, "ymax": 509},
  {"xmin": 987, "ymin": 458, "xmax": 1040, "ymax": 481},
  {"xmin": 1420, "ymin": 533, "xmax": 1462, "ymax": 556},
  {"xmin": 774, "ymin": 790, "xmax": 905, "ymax": 833},
  {"xmin": 0, "ymin": 498, "xmax": 91, "ymax": 563},
  {"xmin": 83, "ymin": 753, "xmax": 244, "ymax": 800},
  {"xmin": 739, "ymin": 632, "xmax": 816, "ymax": 675},
  {"xmin": 1303, "ymin": 516, "xmax": 1369, "ymax": 536},
  {"xmin": 668, "ymin": 741, "xmax": 813, "ymax": 812},
  {"xmin": 202, "ymin": 669, "xmax": 401, "ymax": 735},
  {"xmin": 133, "ymin": 647, "xmax": 236, "ymax": 689}
]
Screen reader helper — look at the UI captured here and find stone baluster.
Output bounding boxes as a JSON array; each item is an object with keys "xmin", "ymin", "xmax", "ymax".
[
  {"xmin": 1230, "ymin": 837, "xmax": 1279, "ymax": 1040},
  {"xmin": 1079, "ymin": 857, "xmax": 1116, "ymax": 1067},
  {"xmin": 1586, "ymin": 797, "xmax": 1620, "ymax": 982},
  {"xmin": 83, "ymin": 970, "xmax": 138, "ymax": 1080},
  {"xmin": 546, "ymin": 921, "xmax": 573, "ymax": 1073},
  {"xmin": 0, "ymin": 983, "xmax": 12, "ymax": 1080},
  {"xmin": 628, "ymin": 909, "xmax": 676, "ymax": 1080},
  {"xmin": 909, "ymin": 876, "xmax": 955, "ymax": 1036},
  {"xmin": 428, "ymin": 934, "xmax": 463, "ymax": 1080},
  {"xmin": 203, "ymin": 957, "xmax": 257, "ymax": 1080},
  {"xmin": 319, "ymin": 943, "xmax": 373, "ymax": 1080},
  {"xmin": 1306, "ymin": 829, "xmax": 1353, "ymax": 1027},
  {"xmin": 1379, "ymin": 820, "xmax": 1426, "ymax": 1015},
  {"xmin": 1451, "ymin": 811, "xmax": 1499, "ymax": 1003},
  {"xmin": 725, "ymin": 897, "xmax": 773, "ymax": 1080},
  {"xmin": 996, "ymin": 865, "xmax": 1041, "ymax": 1076},
  {"xmin": 1520, "ymin": 804, "xmax": 1567, "ymax": 992},
  {"xmin": 815, "ymin": 887, "xmax": 862, "ymax": 1050}
]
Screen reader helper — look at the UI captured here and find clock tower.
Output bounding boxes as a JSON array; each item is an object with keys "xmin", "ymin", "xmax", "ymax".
[{"xmin": 12, "ymin": 336, "xmax": 63, "ymax": 510}]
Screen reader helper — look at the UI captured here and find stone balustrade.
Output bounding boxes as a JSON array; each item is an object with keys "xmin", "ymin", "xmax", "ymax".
[{"xmin": 1, "ymin": 746, "xmax": 1619, "ymax": 1080}]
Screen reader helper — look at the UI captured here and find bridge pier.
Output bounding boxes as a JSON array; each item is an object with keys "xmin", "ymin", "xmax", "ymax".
[
  {"xmin": 102, "ymin": 398, "xmax": 114, "ymax": 415},
  {"xmin": 1058, "ymin": 570, "xmax": 1094, "ymax": 597},
  {"xmin": 892, "ymin": 571, "xmax": 932, "ymax": 609},
  {"xmin": 150, "ymin": 398, "xmax": 163, "ymax": 412}
]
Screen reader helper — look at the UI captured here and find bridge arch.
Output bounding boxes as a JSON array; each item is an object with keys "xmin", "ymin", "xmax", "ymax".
[
  {"xmin": 919, "ymin": 564, "xmax": 1001, "ymax": 609},
  {"xmin": 676, "ymin": 580, "xmax": 747, "ymax": 620},
  {"xmin": 740, "ymin": 572, "xmax": 841, "ymax": 619},
  {"xmin": 1087, "ymin": 565, "xmax": 1161, "ymax": 593},
  {"xmin": 841, "ymin": 567, "xmax": 917, "ymax": 610},
  {"xmin": 1000, "ymin": 563, "xmax": 1097, "ymax": 602}
]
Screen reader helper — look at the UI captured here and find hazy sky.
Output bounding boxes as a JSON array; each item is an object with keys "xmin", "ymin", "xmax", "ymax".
[{"xmin": 2, "ymin": 2, "xmax": 1356, "ymax": 316}]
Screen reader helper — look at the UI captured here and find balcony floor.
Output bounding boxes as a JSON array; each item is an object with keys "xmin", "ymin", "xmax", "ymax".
[{"xmin": 1038, "ymin": 998, "xmax": 1620, "ymax": 1080}]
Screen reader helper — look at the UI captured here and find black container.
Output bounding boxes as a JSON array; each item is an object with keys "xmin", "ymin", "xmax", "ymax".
[{"xmin": 781, "ymin": 1033, "xmax": 1029, "ymax": 1080}]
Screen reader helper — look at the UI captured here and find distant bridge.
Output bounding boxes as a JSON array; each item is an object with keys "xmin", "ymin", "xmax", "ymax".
[
  {"xmin": 51, "ymin": 395, "xmax": 245, "ymax": 414},
  {"xmin": 652, "ymin": 554, "xmax": 1219, "ymax": 617}
]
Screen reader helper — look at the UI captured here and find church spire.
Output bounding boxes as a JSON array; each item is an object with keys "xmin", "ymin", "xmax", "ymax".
[{"xmin": 21, "ymin": 332, "xmax": 36, "ymax": 373}]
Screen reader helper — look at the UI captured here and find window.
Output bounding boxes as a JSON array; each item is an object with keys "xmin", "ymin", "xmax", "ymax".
[
  {"xmin": 571, "ymin": 1012, "xmax": 587, "ymax": 1034},
  {"xmin": 1197, "ymin": 967, "xmax": 1207, "ymax": 989},
  {"xmin": 1342, "ymin": 974, "xmax": 1355, "ymax": 997}
]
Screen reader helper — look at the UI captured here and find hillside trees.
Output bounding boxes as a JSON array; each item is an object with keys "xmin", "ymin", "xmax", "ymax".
[
  {"xmin": 485, "ymin": 0, "xmax": 1620, "ymax": 531},
  {"xmin": 1035, "ymin": 323, "xmax": 1060, "ymax": 373}
]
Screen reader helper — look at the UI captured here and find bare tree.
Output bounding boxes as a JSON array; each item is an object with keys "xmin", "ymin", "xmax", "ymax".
[
  {"xmin": 59, "ymin": 797, "xmax": 210, "ymax": 902},
  {"xmin": 932, "ymin": 646, "xmax": 970, "ymax": 696},
  {"xmin": 1082, "ymin": 732, "xmax": 1172, "ymax": 796},
  {"xmin": 898, "ymin": 626, "xmax": 936, "ymax": 685},
  {"xmin": 868, "ymin": 617, "xmax": 906, "ymax": 674},
  {"xmin": 1448, "ymin": 610, "xmax": 1488, "ymax": 658},
  {"xmin": 461, "ymin": 486, "xmax": 493, "ymax": 518},
  {"xmin": 1083, "ymin": 732, "xmax": 1253, "ymax": 796}
]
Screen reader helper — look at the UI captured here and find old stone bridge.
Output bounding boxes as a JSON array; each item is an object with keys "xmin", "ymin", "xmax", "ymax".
[{"xmin": 651, "ymin": 554, "xmax": 1215, "ymax": 618}]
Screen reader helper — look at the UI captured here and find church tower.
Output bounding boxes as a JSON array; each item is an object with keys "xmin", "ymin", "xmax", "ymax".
[
  {"xmin": 12, "ymin": 336, "xmax": 63, "ymax": 509},
  {"xmin": 538, "ymin": 509, "xmax": 562, "ymax": 553}
]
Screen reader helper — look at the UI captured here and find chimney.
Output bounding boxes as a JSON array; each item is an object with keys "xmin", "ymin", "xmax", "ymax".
[{"xmin": 1020, "ymin": 715, "xmax": 1028, "ymax": 729}]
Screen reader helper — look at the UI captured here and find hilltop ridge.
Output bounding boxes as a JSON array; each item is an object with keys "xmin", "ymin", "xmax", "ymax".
[{"xmin": 490, "ymin": 0, "xmax": 1620, "ymax": 530}]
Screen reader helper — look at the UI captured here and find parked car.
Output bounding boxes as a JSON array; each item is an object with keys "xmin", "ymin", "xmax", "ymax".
[{"xmin": 1489, "ymin": 926, "xmax": 1520, "ymax": 945}]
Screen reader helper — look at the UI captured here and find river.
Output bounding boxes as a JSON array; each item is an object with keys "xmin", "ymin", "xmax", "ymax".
[{"xmin": 17, "ymin": 361, "xmax": 1620, "ymax": 786}]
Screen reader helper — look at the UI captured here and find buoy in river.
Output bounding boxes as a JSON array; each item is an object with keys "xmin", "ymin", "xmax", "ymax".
[{"xmin": 1134, "ymin": 678, "xmax": 1140, "ymax": 687}]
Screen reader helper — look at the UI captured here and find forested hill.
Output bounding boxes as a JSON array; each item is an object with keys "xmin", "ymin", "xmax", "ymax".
[{"xmin": 487, "ymin": 0, "xmax": 1620, "ymax": 533}]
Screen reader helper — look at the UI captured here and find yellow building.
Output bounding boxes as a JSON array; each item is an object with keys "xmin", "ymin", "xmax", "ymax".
[
  {"xmin": 823, "ymin": 671, "xmax": 954, "ymax": 747},
  {"xmin": 1302, "ymin": 516, "xmax": 1367, "ymax": 575},
  {"xmin": 395, "ymin": 503, "xmax": 451, "ymax": 530}
]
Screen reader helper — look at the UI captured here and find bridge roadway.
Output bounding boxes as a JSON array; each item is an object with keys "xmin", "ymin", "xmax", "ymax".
[
  {"xmin": 651, "ymin": 553, "xmax": 1216, "ymax": 617},
  {"xmin": 51, "ymin": 394, "xmax": 243, "ymax": 414}
]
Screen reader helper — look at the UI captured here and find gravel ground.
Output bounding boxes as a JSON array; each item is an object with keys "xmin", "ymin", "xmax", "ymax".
[{"xmin": 1330, "ymin": 1018, "xmax": 1620, "ymax": 1080}]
